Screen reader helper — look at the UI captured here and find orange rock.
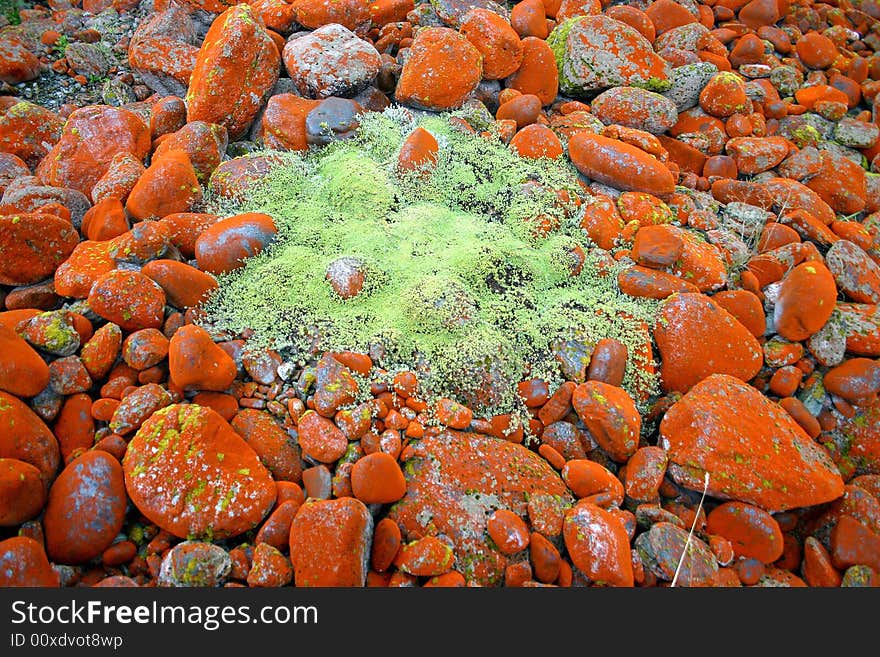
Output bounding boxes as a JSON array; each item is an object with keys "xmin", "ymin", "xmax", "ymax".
[
  {"xmin": 699, "ymin": 71, "xmax": 750, "ymax": 118},
  {"xmin": 580, "ymin": 194, "xmax": 623, "ymax": 249},
  {"xmin": 706, "ymin": 501, "xmax": 784, "ymax": 563},
  {"xmin": 168, "ymin": 324, "xmax": 237, "ymax": 392},
  {"xmin": 802, "ymin": 536, "xmax": 842, "ymax": 587},
  {"xmin": 568, "ymin": 131, "xmax": 675, "ymax": 195},
  {"xmin": 624, "ymin": 446, "xmax": 667, "ymax": 502},
  {"xmin": 618, "ymin": 265, "xmax": 700, "ymax": 298},
  {"xmin": 0, "ymin": 212, "xmax": 78, "ymax": 287},
  {"xmin": 661, "ymin": 374, "xmax": 845, "ymax": 512},
  {"xmin": 141, "ymin": 259, "xmax": 218, "ymax": 310},
  {"xmin": 561, "ymin": 458, "xmax": 624, "ymax": 507},
  {"xmin": 395, "ymin": 27, "xmax": 482, "ymax": 111},
  {"xmin": 0, "ymin": 34, "xmax": 40, "ymax": 84},
  {"xmin": 530, "ymin": 531, "xmax": 561, "ymax": 582},
  {"xmin": 291, "ymin": 0, "xmax": 371, "ymax": 32},
  {"xmin": 397, "ymin": 127, "xmax": 439, "ymax": 172},
  {"xmin": 260, "ymin": 94, "xmax": 320, "ymax": 152},
  {"xmin": 0, "ymin": 100, "xmax": 64, "ymax": 168},
  {"xmin": 87, "ymin": 269, "xmax": 166, "ymax": 332},
  {"xmin": 250, "ymin": 0, "xmax": 298, "ymax": 33},
  {"xmin": 739, "ymin": 0, "xmax": 779, "ymax": 30},
  {"xmin": 587, "ymin": 338, "xmax": 628, "ymax": 387},
  {"xmin": 231, "ymin": 409, "xmax": 302, "ymax": 483},
  {"xmin": 153, "ymin": 121, "xmax": 228, "ymax": 183},
  {"xmin": 0, "ymin": 536, "xmax": 59, "ymax": 586},
  {"xmin": 126, "ymin": 149, "xmax": 202, "ymax": 221},
  {"xmin": 80, "ymin": 322, "xmax": 122, "ymax": 381},
  {"xmin": 44, "ymin": 451, "xmax": 126, "ymax": 564},
  {"xmin": 712, "ymin": 289, "xmax": 765, "ymax": 338},
  {"xmin": 395, "ymin": 535, "xmax": 455, "ymax": 576},
  {"xmin": 435, "ymin": 397, "xmax": 473, "ymax": 429},
  {"xmin": 823, "ymin": 358, "xmax": 880, "ymax": 402},
  {"xmin": 53, "ymin": 393, "xmax": 96, "ymax": 465},
  {"xmin": 186, "ymin": 5, "xmax": 280, "ymax": 140},
  {"xmin": 496, "ymin": 93, "xmax": 543, "ymax": 129},
  {"xmin": 81, "ymin": 198, "xmax": 129, "ymax": 242},
  {"xmin": 390, "ymin": 431, "xmax": 569, "ymax": 585},
  {"xmin": 796, "ymin": 32, "xmax": 838, "ymax": 70},
  {"xmin": 289, "ymin": 497, "xmax": 373, "ymax": 586},
  {"xmin": 654, "ymin": 292, "xmax": 763, "ymax": 393},
  {"xmin": 297, "ymin": 410, "xmax": 348, "ymax": 464},
  {"xmin": 604, "ymin": 5, "xmax": 655, "ymax": 42},
  {"xmin": 128, "ymin": 6, "xmax": 198, "ymax": 96},
  {"xmin": 510, "ymin": 0, "xmax": 549, "ymax": 39},
  {"xmin": 645, "ymin": 0, "xmax": 696, "ymax": 35},
  {"xmin": 158, "ymin": 212, "xmax": 221, "ymax": 259},
  {"xmin": 91, "ymin": 152, "xmax": 145, "ymax": 205},
  {"xmin": 124, "ymin": 403, "xmax": 276, "ymax": 539},
  {"xmin": 794, "ymin": 84, "xmax": 849, "ymax": 110},
  {"xmin": 572, "ymin": 382, "xmax": 640, "ymax": 462},
  {"xmin": 805, "ymin": 150, "xmax": 866, "ymax": 216},
  {"xmin": 725, "ymin": 136, "xmax": 790, "ymax": 174},
  {"xmin": 36, "ymin": 105, "xmax": 150, "ymax": 198},
  {"xmin": 632, "ymin": 224, "xmax": 683, "ymax": 268},
  {"xmin": 369, "ymin": 0, "xmax": 413, "ymax": 26},
  {"xmin": 0, "ymin": 325, "xmax": 49, "ymax": 398},
  {"xmin": 350, "ymin": 452, "xmax": 405, "ymax": 504},
  {"xmin": 194, "ymin": 212, "xmax": 277, "ymax": 274},
  {"xmin": 831, "ymin": 515, "xmax": 880, "ymax": 573},
  {"xmin": 509, "ymin": 123, "xmax": 563, "ymax": 159},
  {"xmin": 0, "ymin": 458, "xmax": 45, "ymax": 526},
  {"xmin": 564, "ymin": 501, "xmax": 633, "ymax": 586},
  {"xmin": 486, "ymin": 509, "xmax": 530, "ymax": 555},
  {"xmin": 149, "ymin": 97, "xmax": 187, "ymax": 141},
  {"xmin": 247, "ymin": 542, "xmax": 293, "ymax": 587},
  {"xmin": 774, "ymin": 261, "xmax": 838, "ymax": 342},
  {"xmin": 505, "ymin": 36, "xmax": 559, "ymax": 105},
  {"xmin": 460, "ymin": 8, "xmax": 523, "ymax": 80},
  {"xmin": 550, "ymin": 15, "xmax": 671, "ymax": 95},
  {"xmin": 109, "ymin": 383, "xmax": 172, "ymax": 436},
  {"xmin": 256, "ymin": 499, "xmax": 300, "ymax": 551}
]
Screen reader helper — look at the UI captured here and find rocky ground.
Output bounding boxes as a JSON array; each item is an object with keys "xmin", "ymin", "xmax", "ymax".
[{"xmin": 0, "ymin": 0, "xmax": 879, "ymax": 588}]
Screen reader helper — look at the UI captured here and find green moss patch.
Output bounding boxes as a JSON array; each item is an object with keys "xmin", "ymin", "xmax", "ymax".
[{"xmin": 202, "ymin": 109, "xmax": 660, "ymax": 415}]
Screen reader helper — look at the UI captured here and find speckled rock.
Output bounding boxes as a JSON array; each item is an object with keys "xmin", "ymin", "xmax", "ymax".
[
  {"xmin": 548, "ymin": 15, "xmax": 671, "ymax": 96},
  {"xmin": 388, "ymin": 431, "xmax": 571, "ymax": 586},
  {"xmin": 158, "ymin": 541, "xmax": 231, "ymax": 587},
  {"xmin": 590, "ymin": 86, "xmax": 678, "ymax": 135},
  {"xmin": 283, "ymin": 24, "xmax": 381, "ymax": 99},
  {"xmin": 635, "ymin": 521, "xmax": 718, "ymax": 586}
]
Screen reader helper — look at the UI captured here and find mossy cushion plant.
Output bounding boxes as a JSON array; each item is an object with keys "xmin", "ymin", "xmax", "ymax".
[{"xmin": 202, "ymin": 108, "xmax": 660, "ymax": 416}]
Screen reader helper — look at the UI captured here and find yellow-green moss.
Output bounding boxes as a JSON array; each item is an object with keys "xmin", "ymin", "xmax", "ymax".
[{"xmin": 202, "ymin": 110, "xmax": 660, "ymax": 415}]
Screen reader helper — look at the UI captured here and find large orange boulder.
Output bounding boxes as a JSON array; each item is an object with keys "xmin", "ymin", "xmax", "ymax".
[
  {"xmin": 660, "ymin": 374, "xmax": 845, "ymax": 512},
  {"xmin": 186, "ymin": 5, "xmax": 280, "ymax": 140},
  {"xmin": 36, "ymin": 106, "xmax": 150, "ymax": 198},
  {"xmin": 654, "ymin": 293, "xmax": 763, "ymax": 393},
  {"xmin": 388, "ymin": 431, "xmax": 570, "ymax": 586},
  {"xmin": 395, "ymin": 27, "xmax": 482, "ymax": 111},
  {"xmin": 123, "ymin": 404, "xmax": 276, "ymax": 539}
]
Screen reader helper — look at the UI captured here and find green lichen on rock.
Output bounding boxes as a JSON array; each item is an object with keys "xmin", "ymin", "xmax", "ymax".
[{"xmin": 202, "ymin": 109, "xmax": 660, "ymax": 415}]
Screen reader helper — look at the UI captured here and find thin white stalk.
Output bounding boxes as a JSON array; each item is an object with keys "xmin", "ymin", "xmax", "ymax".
[{"xmin": 671, "ymin": 472, "xmax": 710, "ymax": 588}]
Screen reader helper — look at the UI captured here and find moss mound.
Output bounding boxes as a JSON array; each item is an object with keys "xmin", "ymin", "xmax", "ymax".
[{"xmin": 202, "ymin": 108, "xmax": 660, "ymax": 415}]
